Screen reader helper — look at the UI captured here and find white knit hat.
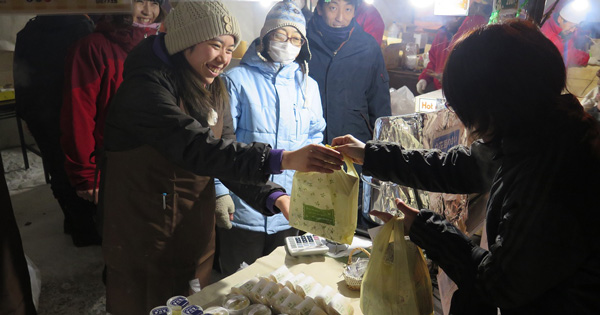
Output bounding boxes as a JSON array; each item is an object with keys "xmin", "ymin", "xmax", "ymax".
[
  {"xmin": 559, "ymin": 1, "xmax": 588, "ymax": 24},
  {"xmin": 164, "ymin": 0, "xmax": 241, "ymax": 55}
]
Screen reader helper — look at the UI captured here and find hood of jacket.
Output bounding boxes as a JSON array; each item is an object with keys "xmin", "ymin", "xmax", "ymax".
[
  {"xmin": 240, "ymin": 39, "xmax": 306, "ymax": 80},
  {"xmin": 120, "ymin": 34, "xmax": 172, "ymax": 82}
]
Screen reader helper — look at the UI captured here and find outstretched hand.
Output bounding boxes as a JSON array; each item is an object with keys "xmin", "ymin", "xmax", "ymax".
[
  {"xmin": 281, "ymin": 144, "xmax": 343, "ymax": 173},
  {"xmin": 369, "ymin": 198, "xmax": 419, "ymax": 235},
  {"xmin": 331, "ymin": 134, "xmax": 366, "ymax": 165}
]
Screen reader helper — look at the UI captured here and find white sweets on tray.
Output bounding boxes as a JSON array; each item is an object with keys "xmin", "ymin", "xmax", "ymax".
[{"xmin": 223, "ymin": 265, "xmax": 354, "ymax": 315}]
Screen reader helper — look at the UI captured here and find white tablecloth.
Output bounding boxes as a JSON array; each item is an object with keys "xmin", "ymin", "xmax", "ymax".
[{"xmin": 188, "ymin": 245, "xmax": 364, "ymax": 314}]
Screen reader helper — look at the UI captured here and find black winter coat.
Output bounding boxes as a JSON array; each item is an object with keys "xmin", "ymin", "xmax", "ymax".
[{"xmin": 363, "ymin": 95, "xmax": 600, "ymax": 314}]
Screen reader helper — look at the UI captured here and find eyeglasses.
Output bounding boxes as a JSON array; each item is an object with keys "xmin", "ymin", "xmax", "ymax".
[{"xmin": 270, "ymin": 32, "xmax": 305, "ymax": 47}]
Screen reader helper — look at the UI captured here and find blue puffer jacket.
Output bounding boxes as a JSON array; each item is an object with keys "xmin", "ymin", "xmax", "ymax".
[
  {"xmin": 307, "ymin": 17, "xmax": 391, "ymax": 144},
  {"xmin": 220, "ymin": 39, "xmax": 325, "ymax": 234}
]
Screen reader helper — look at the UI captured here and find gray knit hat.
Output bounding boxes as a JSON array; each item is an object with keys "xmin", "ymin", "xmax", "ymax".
[{"xmin": 164, "ymin": 0, "xmax": 241, "ymax": 55}]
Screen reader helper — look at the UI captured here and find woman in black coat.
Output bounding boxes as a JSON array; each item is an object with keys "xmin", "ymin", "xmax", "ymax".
[{"xmin": 332, "ymin": 19, "xmax": 600, "ymax": 314}]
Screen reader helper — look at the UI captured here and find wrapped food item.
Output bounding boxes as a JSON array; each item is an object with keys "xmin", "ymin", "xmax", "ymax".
[
  {"xmin": 294, "ymin": 276, "xmax": 317, "ymax": 298},
  {"xmin": 231, "ymin": 277, "xmax": 260, "ymax": 297},
  {"xmin": 268, "ymin": 265, "xmax": 293, "ymax": 283},
  {"xmin": 327, "ymin": 293, "xmax": 354, "ymax": 315},
  {"xmin": 258, "ymin": 281, "xmax": 281, "ymax": 304},
  {"xmin": 182, "ymin": 304, "xmax": 204, "ymax": 315},
  {"xmin": 276, "ymin": 272, "xmax": 295, "ymax": 289},
  {"xmin": 150, "ymin": 305, "xmax": 171, "ymax": 315},
  {"xmin": 242, "ymin": 304, "xmax": 272, "ymax": 315},
  {"xmin": 249, "ymin": 278, "xmax": 272, "ymax": 303},
  {"xmin": 270, "ymin": 286, "xmax": 293, "ymax": 312},
  {"xmin": 222, "ymin": 294, "xmax": 251, "ymax": 315},
  {"xmin": 308, "ymin": 306, "xmax": 327, "ymax": 315},
  {"xmin": 284, "ymin": 273, "xmax": 306, "ymax": 292},
  {"xmin": 280, "ymin": 293, "xmax": 304, "ymax": 314},
  {"xmin": 204, "ymin": 306, "xmax": 230, "ymax": 315},
  {"xmin": 314, "ymin": 285, "xmax": 335, "ymax": 310},
  {"xmin": 293, "ymin": 297, "xmax": 316, "ymax": 315},
  {"xmin": 304, "ymin": 283, "xmax": 323, "ymax": 301}
]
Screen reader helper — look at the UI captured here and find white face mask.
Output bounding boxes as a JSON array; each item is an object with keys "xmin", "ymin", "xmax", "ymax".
[{"xmin": 267, "ymin": 41, "xmax": 301, "ymax": 65}]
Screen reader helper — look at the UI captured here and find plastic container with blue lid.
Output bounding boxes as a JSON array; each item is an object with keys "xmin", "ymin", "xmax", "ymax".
[
  {"xmin": 167, "ymin": 296, "xmax": 190, "ymax": 310},
  {"xmin": 182, "ymin": 304, "xmax": 204, "ymax": 315},
  {"xmin": 150, "ymin": 305, "xmax": 172, "ymax": 315}
]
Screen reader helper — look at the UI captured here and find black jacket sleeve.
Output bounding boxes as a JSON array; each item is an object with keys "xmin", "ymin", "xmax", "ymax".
[
  {"xmin": 105, "ymin": 71, "xmax": 272, "ymax": 186},
  {"xmin": 362, "ymin": 140, "xmax": 498, "ymax": 194}
]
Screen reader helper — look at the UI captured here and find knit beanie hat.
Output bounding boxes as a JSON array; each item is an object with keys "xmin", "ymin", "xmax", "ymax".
[
  {"xmin": 164, "ymin": 0, "xmax": 241, "ymax": 55},
  {"xmin": 259, "ymin": 0, "xmax": 311, "ymax": 62},
  {"xmin": 260, "ymin": 0, "xmax": 307, "ymax": 40}
]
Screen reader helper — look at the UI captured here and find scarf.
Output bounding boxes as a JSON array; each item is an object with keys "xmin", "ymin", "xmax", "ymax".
[{"xmin": 313, "ymin": 13, "xmax": 354, "ymax": 52}]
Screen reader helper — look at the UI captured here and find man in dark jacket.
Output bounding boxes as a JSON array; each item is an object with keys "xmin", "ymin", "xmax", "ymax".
[
  {"xmin": 307, "ymin": 0, "xmax": 391, "ymax": 228},
  {"xmin": 13, "ymin": 15, "xmax": 95, "ymax": 246},
  {"xmin": 307, "ymin": 0, "xmax": 391, "ymax": 146}
]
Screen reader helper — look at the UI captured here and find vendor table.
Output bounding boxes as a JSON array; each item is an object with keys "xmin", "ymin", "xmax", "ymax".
[{"xmin": 188, "ymin": 246, "xmax": 364, "ymax": 314}]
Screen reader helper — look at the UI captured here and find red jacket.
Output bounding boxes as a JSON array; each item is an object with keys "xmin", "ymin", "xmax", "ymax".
[
  {"xmin": 61, "ymin": 22, "xmax": 158, "ymax": 190},
  {"xmin": 355, "ymin": 3, "xmax": 384, "ymax": 45},
  {"xmin": 541, "ymin": 16, "xmax": 589, "ymax": 67},
  {"xmin": 418, "ymin": 26, "xmax": 452, "ymax": 90}
]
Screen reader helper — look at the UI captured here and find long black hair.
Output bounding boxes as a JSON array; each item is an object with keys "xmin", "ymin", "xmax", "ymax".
[{"xmin": 170, "ymin": 48, "xmax": 229, "ymax": 121}]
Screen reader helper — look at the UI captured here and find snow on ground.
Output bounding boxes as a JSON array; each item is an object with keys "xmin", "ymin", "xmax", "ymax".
[{"xmin": 1, "ymin": 147, "xmax": 46, "ymax": 194}]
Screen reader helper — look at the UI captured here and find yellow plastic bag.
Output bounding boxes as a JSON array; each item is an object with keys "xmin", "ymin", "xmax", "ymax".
[
  {"xmin": 360, "ymin": 217, "xmax": 433, "ymax": 315},
  {"xmin": 289, "ymin": 155, "xmax": 358, "ymax": 245}
]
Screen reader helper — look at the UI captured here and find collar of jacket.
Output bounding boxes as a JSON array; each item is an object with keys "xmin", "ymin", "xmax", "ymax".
[
  {"xmin": 307, "ymin": 17, "xmax": 369, "ymax": 59},
  {"xmin": 96, "ymin": 21, "xmax": 155, "ymax": 52},
  {"xmin": 240, "ymin": 39, "xmax": 302, "ymax": 80},
  {"xmin": 153, "ymin": 33, "xmax": 172, "ymax": 67}
]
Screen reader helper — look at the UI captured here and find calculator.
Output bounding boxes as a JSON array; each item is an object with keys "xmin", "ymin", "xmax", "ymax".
[{"xmin": 285, "ymin": 234, "xmax": 329, "ymax": 256}]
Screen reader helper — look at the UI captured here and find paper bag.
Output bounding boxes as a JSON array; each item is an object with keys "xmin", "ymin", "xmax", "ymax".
[
  {"xmin": 289, "ymin": 156, "xmax": 359, "ymax": 244},
  {"xmin": 360, "ymin": 217, "xmax": 433, "ymax": 315}
]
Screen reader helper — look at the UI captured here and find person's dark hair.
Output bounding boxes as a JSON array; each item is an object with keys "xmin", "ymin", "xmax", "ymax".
[
  {"xmin": 316, "ymin": 0, "xmax": 362, "ymax": 10},
  {"xmin": 442, "ymin": 19, "xmax": 566, "ymax": 140},
  {"xmin": 170, "ymin": 49, "xmax": 229, "ymax": 120},
  {"xmin": 155, "ymin": 6, "xmax": 166, "ymax": 23}
]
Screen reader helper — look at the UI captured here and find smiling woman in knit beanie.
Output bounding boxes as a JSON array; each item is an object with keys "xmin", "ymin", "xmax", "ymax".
[{"xmin": 100, "ymin": 0, "xmax": 344, "ymax": 313}]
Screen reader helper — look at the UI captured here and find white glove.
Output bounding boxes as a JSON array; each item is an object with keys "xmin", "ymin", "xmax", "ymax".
[
  {"xmin": 215, "ymin": 195, "xmax": 235, "ymax": 229},
  {"xmin": 416, "ymin": 79, "xmax": 427, "ymax": 94}
]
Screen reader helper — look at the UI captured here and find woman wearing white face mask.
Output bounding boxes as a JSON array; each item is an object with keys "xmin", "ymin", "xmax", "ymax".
[{"xmin": 218, "ymin": 0, "xmax": 325, "ymax": 276}]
